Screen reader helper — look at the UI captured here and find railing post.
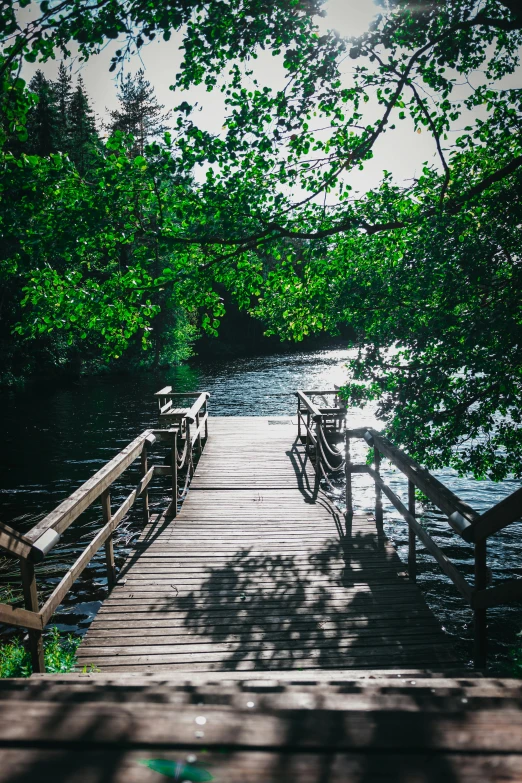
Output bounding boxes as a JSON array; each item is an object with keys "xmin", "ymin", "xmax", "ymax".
[
  {"xmin": 345, "ymin": 432, "xmax": 353, "ymax": 519},
  {"xmin": 374, "ymin": 447, "xmax": 383, "ymax": 527},
  {"xmin": 186, "ymin": 422, "xmax": 193, "ymax": 479},
  {"xmin": 314, "ymin": 415, "xmax": 322, "ymax": 477},
  {"xmin": 474, "ymin": 539, "xmax": 488, "ymax": 668},
  {"xmin": 204, "ymin": 398, "xmax": 209, "ymax": 440},
  {"xmin": 171, "ymin": 430, "xmax": 178, "ymax": 518},
  {"xmin": 408, "ymin": 479, "xmax": 417, "ymax": 583},
  {"xmin": 102, "ymin": 489, "xmax": 116, "ymax": 591},
  {"xmin": 141, "ymin": 442, "xmax": 149, "ymax": 524},
  {"xmin": 305, "ymin": 411, "xmax": 311, "ymax": 455},
  {"xmin": 20, "ymin": 560, "xmax": 44, "ymax": 673},
  {"xmin": 195, "ymin": 411, "xmax": 202, "ymax": 456}
]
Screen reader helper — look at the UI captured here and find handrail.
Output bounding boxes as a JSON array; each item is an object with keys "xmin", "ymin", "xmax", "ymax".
[
  {"xmin": 302, "ymin": 389, "xmax": 342, "ymax": 397},
  {"xmin": 186, "ymin": 392, "xmax": 210, "ymax": 424},
  {"xmin": 0, "ymin": 391, "xmax": 210, "ymax": 673},
  {"xmin": 154, "ymin": 387, "xmax": 203, "ymax": 398},
  {"xmin": 343, "ymin": 425, "xmax": 522, "ymax": 669},
  {"xmin": 24, "ymin": 431, "xmax": 155, "ymax": 549},
  {"xmin": 366, "ymin": 429, "xmax": 479, "ymax": 541},
  {"xmin": 296, "ymin": 390, "xmax": 346, "ymax": 489},
  {"xmin": 295, "ymin": 391, "xmax": 522, "ymax": 668},
  {"xmin": 296, "ymin": 390, "xmax": 322, "ymax": 419},
  {"xmin": 0, "ymin": 523, "xmax": 34, "ymax": 561},
  {"xmin": 471, "ymin": 486, "xmax": 522, "ymax": 542}
]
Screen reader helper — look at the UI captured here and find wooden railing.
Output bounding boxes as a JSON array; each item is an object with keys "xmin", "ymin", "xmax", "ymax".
[
  {"xmin": 296, "ymin": 389, "xmax": 346, "ymax": 487},
  {"xmin": 0, "ymin": 392, "xmax": 210, "ymax": 672},
  {"xmin": 297, "ymin": 390, "xmax": 522, "ymax": 669}
]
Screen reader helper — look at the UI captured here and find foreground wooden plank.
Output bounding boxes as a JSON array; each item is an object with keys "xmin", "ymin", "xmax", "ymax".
[{"xmin": 1, "ymin": 675, "xmax": 522, "ymax": 782}]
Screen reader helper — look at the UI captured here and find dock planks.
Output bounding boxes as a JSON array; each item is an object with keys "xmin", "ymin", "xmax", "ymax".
[
  {"xmin": 77, "ymin": 416, "xmax": 457, "ymax": 673},
  {"xmin": 4, "ymin": 673, "xmax": 522, "ymax": 781}
]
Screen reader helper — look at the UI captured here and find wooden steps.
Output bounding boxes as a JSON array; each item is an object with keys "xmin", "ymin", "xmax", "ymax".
[
  {"xmin": 0, "ymin": 673, "xmax": 521, "ymax": 781},
  {"xmin": 76, "ymin": 416, "xmax": 458, "ymax": 674}
]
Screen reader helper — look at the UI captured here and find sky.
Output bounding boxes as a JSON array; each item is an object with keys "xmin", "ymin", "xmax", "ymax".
[{"xmin": 20, "ymin": 0, "xmax": 521, "ymax": 193}]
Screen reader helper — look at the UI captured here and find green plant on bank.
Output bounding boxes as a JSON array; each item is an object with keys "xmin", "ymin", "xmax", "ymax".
[{"xmin": 0, "ymin": 626, "xmax": 80, "ymax": 678}]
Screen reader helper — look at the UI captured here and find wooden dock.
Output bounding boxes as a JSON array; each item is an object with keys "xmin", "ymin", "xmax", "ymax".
[
  {"xmin": 77, "ymin": 416, "xmax": 457, "ymax": 673},
  {"xmin": 3, "ymin": 404, "xmax": 522, "ymax": 780}
]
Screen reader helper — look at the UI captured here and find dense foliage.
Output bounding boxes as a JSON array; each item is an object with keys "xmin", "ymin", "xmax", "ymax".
[{"xmin": 1, "ymin": 0, "xmax": 522, "ymax": 477}]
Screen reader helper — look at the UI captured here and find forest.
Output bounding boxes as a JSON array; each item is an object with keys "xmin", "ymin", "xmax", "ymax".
[{"xmin": 1, "ymin": 0, "xmax": 522, "ymax": 480}]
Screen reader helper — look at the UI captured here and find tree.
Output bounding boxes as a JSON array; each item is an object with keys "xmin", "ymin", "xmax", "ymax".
[
  {"xmin": 107, "ymin": 69, "xmax": 170, "ymax": 156},
  {"xmin": 25, "ymin": 70, "xmax": 59, "ymax": 157},
  {"xmin": 67, "ymin": 75, "xmax": 99, "ymax": 171},
  {"xmin": 54, "ymin": 61, "xmax": 72, "ymax": 150},
  {"xmin": 2, "ymin": 1, "xmax": 522, "ymax": 477}
]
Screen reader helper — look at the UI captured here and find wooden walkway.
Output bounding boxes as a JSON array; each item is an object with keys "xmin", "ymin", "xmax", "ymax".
[{"xmin": 77, "ymin": 417, "xmax": 456, "ymax": 673}]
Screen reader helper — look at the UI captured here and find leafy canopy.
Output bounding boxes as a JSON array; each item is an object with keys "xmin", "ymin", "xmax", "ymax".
[{"xmin": 2, "ymin": 0, "xmax": 522, "ymax": 477}]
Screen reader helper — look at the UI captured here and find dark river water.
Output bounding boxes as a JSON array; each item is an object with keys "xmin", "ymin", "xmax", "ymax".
[{"xmin": 0, "ymin": 347, "xmax": 521, "ymax": 670}]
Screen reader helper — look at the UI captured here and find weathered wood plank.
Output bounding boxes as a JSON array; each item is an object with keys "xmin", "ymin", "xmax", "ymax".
[{"xmin": 78, "ymin": 417, "xmax": 455, "ymax": 673}]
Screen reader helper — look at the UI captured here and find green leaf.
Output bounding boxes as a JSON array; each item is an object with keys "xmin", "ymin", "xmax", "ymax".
[{"xmin": 138, "ymin": 759, "xmax": 213, "ymax": 780}]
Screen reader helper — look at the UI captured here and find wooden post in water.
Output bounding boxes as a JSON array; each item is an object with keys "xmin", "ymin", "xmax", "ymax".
[
  {"xmin": 20, "ymin": 560, "xmax": 44, "ymax": 672},
  {"xmin": 102, "ymin": 489, "xmax": 116, "ymax": 591},
  {"xmin": 474, "ymin": 539, "xmax": 488, "ymax": 669},
  {"xmin": 408, "ymin": 479, "xmax": 417, "ymax": 583},
  {"xmin": 141, "ymin": 441, "xmax": 149, "ymax": 524},
  {"xmin": 345, "ymin": 432, "xmax": 353, "ymax": 519},
  {"xmin": 374, "ymin": 447, "xmax": 383, "ymax": 527}
]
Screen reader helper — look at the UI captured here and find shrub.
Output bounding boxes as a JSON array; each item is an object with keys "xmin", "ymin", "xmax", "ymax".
[{"xmin": 0, "ymin": 626, "xmax": 81, "ymax": 677}]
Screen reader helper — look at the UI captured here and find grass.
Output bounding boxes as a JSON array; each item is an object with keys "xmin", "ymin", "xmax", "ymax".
[{"xmin": 0, "ymin": 626, "xmax": 81, "ymax": 677}]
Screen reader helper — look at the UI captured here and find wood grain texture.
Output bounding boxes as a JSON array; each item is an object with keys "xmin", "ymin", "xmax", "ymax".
[
  {"xmin": 77, "ymin": 416, "xmax": 457, "ymax": 673},
  {"xmin": 1, "ymin": 675, "xmax": 522, "ymax": 781},
  {"xmin": 78, "ymin": 417, "xmax": 452, "ymax": 673}
]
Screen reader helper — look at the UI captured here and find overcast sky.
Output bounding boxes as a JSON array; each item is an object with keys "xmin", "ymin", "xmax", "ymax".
[{"xmin": 21, "ymin": 0, "xmax": 521, "ymax": 194}]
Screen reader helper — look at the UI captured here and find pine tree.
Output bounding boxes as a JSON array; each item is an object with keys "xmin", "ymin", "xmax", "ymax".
[
  {"xmin": 26, "ymin": 70, "xmax": 59, "ymax": 157},
  {"xmin": 54, "ymin": 61, "xmax": 72, "ymax": 151},
  {"xmin": 68, "ymin": 76, "xmax": 99, "ymax": 173},
  {"xmin": 107, "ymin": 69, "xmax": 170, "ymax": 156}
]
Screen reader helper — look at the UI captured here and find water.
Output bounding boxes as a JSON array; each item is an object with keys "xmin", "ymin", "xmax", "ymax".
[{"xmin": 0, "ymin": 347, "xmax": 520, "ymax": 668}]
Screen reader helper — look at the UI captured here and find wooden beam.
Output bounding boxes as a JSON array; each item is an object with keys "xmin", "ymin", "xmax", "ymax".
[
  {"xmin": 185, "ymin": 393, "xmax": 210, "ymax": 424},
  {"xmin": 473, "ymin": 577, "xmax": 522, "ymax": 609},
  {"xmin": 25, "ymin": 431, "xmax": 152, "ymax": 544},
  {"xmin": 368, "ymin": 430, "xmax": 479, "ymax": 541},
  {"xmin": 40, "ymin": 467, "xmax": 155, "ymax": 625},
  {"xmin": 367, "ymin": 467, "xmax": 473, "ymax": 602},
  {"xmin": 20, "ymin": 559, "xmax": 44, "ymax": 671},
  {"xmin": 302, "ymin": 389, "xmax": 341, "ymax": 396},
  {"xmin": 0, "ymin": 523, "xmax": 34, "ymax": 560},
  {"xmin": 295, "ymin": 391, "xmax": 322, "ymax": 418},
  {"xmin": 0, "ymin": 602, "xmax": 43, "ymax": 631},
  {"xmin": 472, "ymin": 486, "xmax": 522, "ymax": 542},
  {"xmin": 159, "ymin": 399, "xmax": 173, "ymax": 415}
]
